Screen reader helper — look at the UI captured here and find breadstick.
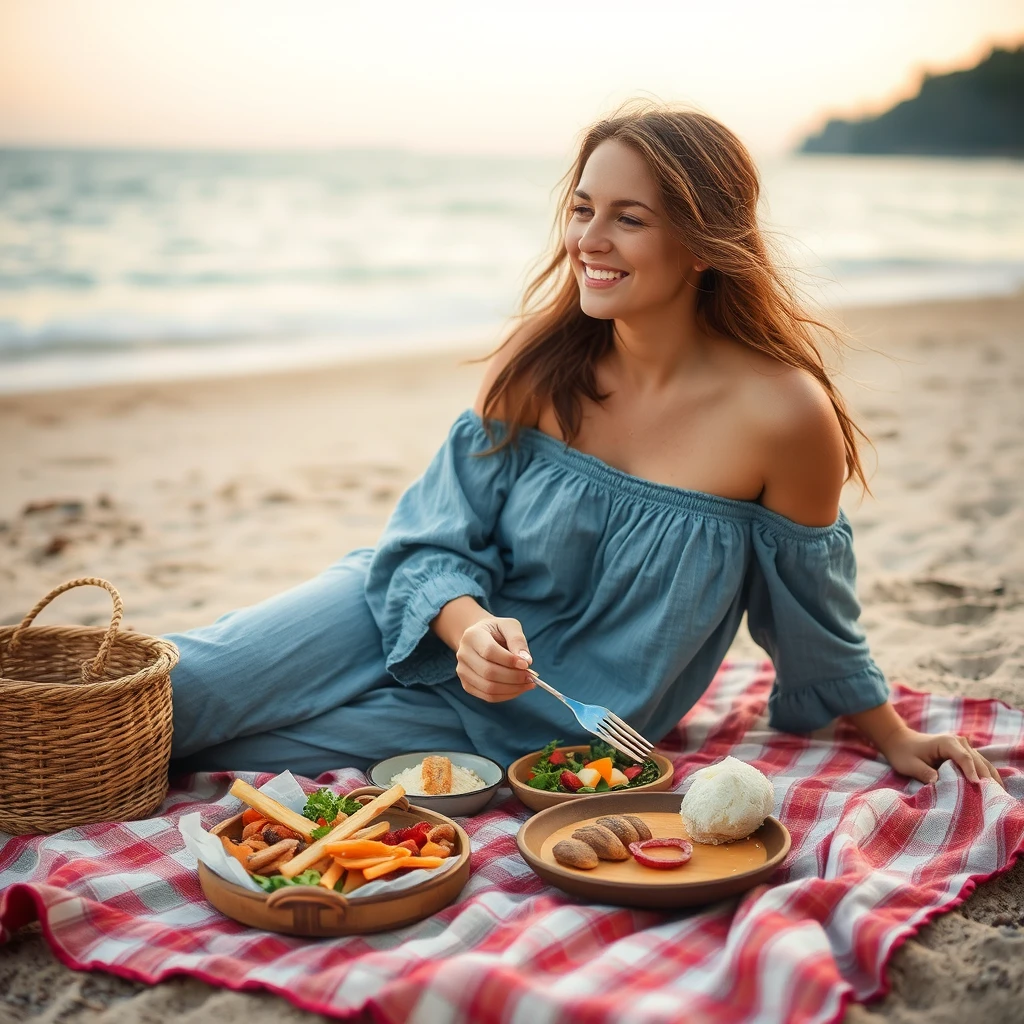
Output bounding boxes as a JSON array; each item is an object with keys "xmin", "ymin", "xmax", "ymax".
[
  {"xmin": 279, "ymin": 784, "xmax": 406, "ymax": 879},
  {"xmin": 228, "ymin": 779, "xmax": 315, "ymax": 842}
]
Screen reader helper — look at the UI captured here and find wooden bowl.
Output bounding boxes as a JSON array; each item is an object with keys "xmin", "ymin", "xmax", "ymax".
[
  {"xmin": 516, "ymin": 791, "xmax": 791, "ymax": 909},
  {"xmin": 506, "ymin": 745, "xmax": 676, "ymax": 812},
  {"xmin": 198, "ymin": 787, "xmax": 471, "ymax": 936}
]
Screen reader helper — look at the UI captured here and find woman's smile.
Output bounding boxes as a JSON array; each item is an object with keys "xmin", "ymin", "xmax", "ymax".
[{"xmin": 582, "ymin": 261, "xmax": 630, "ymax": 289}]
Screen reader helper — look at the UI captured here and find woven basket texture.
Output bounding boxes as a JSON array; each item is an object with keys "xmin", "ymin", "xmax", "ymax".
[{"xmin": 0, "ymin": 578, "xmax": 179, "ymax": 835}]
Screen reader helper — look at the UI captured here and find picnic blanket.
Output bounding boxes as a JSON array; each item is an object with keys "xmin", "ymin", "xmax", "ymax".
[{"xmin": 2, "ymin": 659, "xmax": 1023, "ymax": 1024}]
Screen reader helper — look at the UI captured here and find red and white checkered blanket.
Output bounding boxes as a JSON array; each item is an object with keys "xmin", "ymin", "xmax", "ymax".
[{"xmin": 3, "ymin": 660, "xmax": 1023, "ymax": 1024}]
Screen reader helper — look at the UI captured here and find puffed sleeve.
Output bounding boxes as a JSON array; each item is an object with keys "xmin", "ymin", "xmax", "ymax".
[
  {"xmin": 744, "ymin": 510, "xmax": 890, "ymax": 733},
  {"xmin": 365, "ymin": 410, "xmax": 524, "ymax": 686}
]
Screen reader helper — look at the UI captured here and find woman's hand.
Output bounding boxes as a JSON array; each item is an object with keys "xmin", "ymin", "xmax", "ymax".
[
  {"xmin": 845, "ymin": 700, "xmax": 1004, "ymax": 788},
  {"xmin": 878, "ymin": 727, "xmax": 1004, "ymax": 788},
  {"xmin": 456, "ymin": 617, "xmax": 535, "ymax": 703}
]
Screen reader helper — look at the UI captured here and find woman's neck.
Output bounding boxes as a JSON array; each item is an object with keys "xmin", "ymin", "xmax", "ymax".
[{"xmin": 610, "ymin": 309, "xmax": 711, "ymax": 392}]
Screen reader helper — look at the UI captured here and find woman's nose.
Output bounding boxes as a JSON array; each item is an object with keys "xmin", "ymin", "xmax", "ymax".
[{"xmin": 577, "ymin": 220, "xmax": 612, "ymax": 254}]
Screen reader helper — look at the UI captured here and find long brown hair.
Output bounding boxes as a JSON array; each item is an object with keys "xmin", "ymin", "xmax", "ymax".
[{"xmin": 481, "ymin": 100, "xmax": 871, "ymax": 492}]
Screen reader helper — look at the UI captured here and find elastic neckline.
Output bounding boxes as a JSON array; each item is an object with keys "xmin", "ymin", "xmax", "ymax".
[{"xmin": 461, "ymin": 409, "xmax": 848, "ymax": 540}]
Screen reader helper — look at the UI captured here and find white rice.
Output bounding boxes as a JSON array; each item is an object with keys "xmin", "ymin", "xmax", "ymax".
[{"xmin": 390, "ymin": 758, "xmax": 486, "ymax": 796}]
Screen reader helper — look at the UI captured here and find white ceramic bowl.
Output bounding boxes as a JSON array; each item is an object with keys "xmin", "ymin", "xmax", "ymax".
[{"xmin": 367, "ymin": 750, "xmax": 504, "ymax": 817}]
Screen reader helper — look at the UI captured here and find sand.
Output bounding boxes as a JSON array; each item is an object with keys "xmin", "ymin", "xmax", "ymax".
[{"xmin": 1, "ymin": 292, "xmax": 1023, "ymax": 1022}]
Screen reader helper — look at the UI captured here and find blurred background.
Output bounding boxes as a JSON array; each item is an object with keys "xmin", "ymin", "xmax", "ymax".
[{"xmin": 1, "ymin": 0, "xmax": 1022, "ymax": 393}]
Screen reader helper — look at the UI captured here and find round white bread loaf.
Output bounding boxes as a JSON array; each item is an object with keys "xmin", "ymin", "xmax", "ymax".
[{"xmin": 679, "ymin": 756, "xmax": 774, "ymax": 845}]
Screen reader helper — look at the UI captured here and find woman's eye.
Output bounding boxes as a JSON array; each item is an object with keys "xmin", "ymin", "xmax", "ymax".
[{"xmin": 569, "ymin": 205, "xmax": 643, "ymax": 228}]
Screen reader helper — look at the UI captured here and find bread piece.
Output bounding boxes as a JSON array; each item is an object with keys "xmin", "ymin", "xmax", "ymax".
[
  {"xmin": 570, "ymin": 825, "xmax": 629, "ymax": 861},
  {"xmin": 621, "ymin": 815, "xmax": 653, "ymax": 842},
  {"xmin": 422, "ymin": 755, "xmax": 453, "ymax": 795},
  {"xmin": 595, "ymin": 816, "xmax": 640, "ymax": 847},
  {"xmin": 552, "ymin": 838, "xmax": 599, "ymax": 870}
]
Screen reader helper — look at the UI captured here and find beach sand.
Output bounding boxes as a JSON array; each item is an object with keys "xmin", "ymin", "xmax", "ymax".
[{"xmin": 1, "ymin": 292, "xmax": 1023, "ymax": 1022}]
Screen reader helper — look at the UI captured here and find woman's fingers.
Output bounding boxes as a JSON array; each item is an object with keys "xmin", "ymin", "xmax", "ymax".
[
  {"xmin": 941, "ymin": 735, "xmax": 981, "ymax": 783},
  {"xmin": 498, "ymin": 621, "xmax": 533, "ymax": 666},
  {"xmin": 904, "ymin": 756, "xmax": 940, "ymax": 785},
  {"xmin": 459, "ymin": 645, "xmax": 532, "ymax": 691}
]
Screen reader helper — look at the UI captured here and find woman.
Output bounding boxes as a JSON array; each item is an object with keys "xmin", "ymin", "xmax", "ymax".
[{"xmin": 167, "ymin": 104, "xmax": 1001, "ymax": 788}]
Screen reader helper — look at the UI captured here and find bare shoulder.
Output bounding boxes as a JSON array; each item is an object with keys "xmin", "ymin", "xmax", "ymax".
[
  {"xmin": 727, "ymin": 345, "xmax": 847, "ymax": 527},
  {"xmin": 472, "ymin": 319, "xmax": 540, "ymax": 423}
]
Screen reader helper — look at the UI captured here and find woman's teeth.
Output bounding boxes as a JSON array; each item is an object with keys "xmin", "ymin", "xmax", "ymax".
[{"xmin": 584, "ymin": 266, "xmax": 627, "ymax": 281}]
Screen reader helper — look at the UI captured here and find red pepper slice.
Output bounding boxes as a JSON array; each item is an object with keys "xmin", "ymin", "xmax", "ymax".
[{"xmin": 629, "ymin": 837, "xmax": 693, "ymax": 869}]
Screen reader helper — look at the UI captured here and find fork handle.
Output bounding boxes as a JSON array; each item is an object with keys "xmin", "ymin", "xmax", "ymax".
[{"xmin": 527, "ymin": 669, "xmax": 568, "ymax": 705}]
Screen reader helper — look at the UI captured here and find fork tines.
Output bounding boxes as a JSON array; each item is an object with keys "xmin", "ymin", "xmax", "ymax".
[{"xmin": 597, "ymin": 713, "xmax": 653, "ymax": 764}]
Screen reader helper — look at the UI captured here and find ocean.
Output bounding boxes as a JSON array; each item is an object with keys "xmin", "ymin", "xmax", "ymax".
[{"xmin": 1, "ymin": 148, "xmax": 1022, "ymax": 393}]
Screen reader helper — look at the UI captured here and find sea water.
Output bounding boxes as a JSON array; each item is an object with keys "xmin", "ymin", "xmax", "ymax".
[{"xmin": 1, "ymin": 148, "xmax": 1022, "ymax": 392}]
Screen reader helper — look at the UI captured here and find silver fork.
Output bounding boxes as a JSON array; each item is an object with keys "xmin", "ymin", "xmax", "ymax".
[{"xmin": 527, "ymin": 670, "xmax": 654, "ymax": 764}]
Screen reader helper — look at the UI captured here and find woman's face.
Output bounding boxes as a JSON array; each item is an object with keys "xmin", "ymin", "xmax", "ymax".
[{"xmin": 564, "ymin": 139, "xmax": 702, "ymax": 322}]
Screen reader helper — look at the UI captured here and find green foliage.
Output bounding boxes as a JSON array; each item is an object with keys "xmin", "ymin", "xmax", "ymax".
[
  {"xmin": 527, "ymin": 739, "xmax": 566, "ymax": 791},
  {"xmin": 302, "ymin": 788, "xmax": 363, "ymax": 829},
  {"xmin": 252, "ymin": 869, "xmax": 322, "ymax": 892}
]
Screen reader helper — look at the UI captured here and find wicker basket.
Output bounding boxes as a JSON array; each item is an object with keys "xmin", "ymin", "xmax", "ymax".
[{"xmin": 0, "ymin": 577, "xmax": 179, "ymax": 835}]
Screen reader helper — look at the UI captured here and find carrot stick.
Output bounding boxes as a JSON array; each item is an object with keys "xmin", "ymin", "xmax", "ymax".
[
  {"xmin": 341, "ymin": 869, "xmax": 367, "ymax": 893},
  {"xmin": 332, "ymin": 851, "xmax": 411, "ymax": 870},
  {"xmin": 362, "ymin": 856, "xmax": 445, "ymax": 881},
  {"xmin": 322, "ymin": 839, "xmax": 399, "ymax": 858},
  {"xmin": 319, "ymin": 860, "xmax": 344, "ymax": 890}
]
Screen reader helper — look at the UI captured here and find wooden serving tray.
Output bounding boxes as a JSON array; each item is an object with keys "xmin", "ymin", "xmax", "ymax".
[
  {"xmin": 198, "ymin": 786, "xmax": 471, "ymax": 936},
  {"xmin": 516, "ymin": 791, "xmax": 791, "ymax": 908},
  {"xmin": 506, "ymin": 745, "xmax": 676, "ymax": 812}
]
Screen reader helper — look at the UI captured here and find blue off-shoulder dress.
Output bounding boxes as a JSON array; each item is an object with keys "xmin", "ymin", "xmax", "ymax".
[{"xmin": 167, "ymin": 410, "xmax": 889, "ymax": 775}]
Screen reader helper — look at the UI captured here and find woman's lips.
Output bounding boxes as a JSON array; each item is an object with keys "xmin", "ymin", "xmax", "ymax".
[{"xmin": 581, "ymin": 264, "xmax": 629, "ymax": 290}]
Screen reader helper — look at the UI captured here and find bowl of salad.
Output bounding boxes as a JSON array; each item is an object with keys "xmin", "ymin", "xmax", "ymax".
[{"xmin": 507, "ymin": 739, "xmax": 676, "ymax": 812}]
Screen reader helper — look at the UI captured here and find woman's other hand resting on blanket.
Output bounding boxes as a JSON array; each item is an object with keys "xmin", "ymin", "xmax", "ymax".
[
  {"xmin": 431, "ymin": 595, "xmax": 535, "ymax": 703},
  {"xmin": 847, "ymin": 702, "xmax": 1004, "ymax": 787}
]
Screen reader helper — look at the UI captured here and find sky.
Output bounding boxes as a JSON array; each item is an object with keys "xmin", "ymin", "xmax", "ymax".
[{"xmin": 1, "ymin": 0, "xmax": 1022, "ymax": 160}]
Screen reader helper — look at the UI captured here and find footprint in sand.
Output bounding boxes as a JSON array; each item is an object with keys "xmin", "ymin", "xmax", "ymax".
[
  {"xmin": 905, "ymin": 604, "xmax": 998, "ymax": 627},
  {"xmin": 931, "ymin": 650, "xmax": 1007, "ymax": 681}
]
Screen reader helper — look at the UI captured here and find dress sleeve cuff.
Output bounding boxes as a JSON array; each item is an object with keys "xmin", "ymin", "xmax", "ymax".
[
  {"xmin": 384, "ymin": 571, "xmax": 488, "ymax": 686},
  {"xmin": 767, "ymin": 663, "xmax": 890, "ymax": 734}
]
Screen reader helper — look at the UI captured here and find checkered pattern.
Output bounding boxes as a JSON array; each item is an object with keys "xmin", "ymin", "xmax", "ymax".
[{"xmin": 3, "ymin": 660, "xmax": 1024, "ymax": 1024}]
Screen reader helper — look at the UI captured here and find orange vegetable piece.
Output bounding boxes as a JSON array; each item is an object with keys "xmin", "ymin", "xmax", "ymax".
[
  {"xmin": 242, "ymin": 808, "xmax": 264, "ymax": 825},
  {"xmin": 220, "ymin": 835, "xmax": 254, "ymax": 870},
  {"xmin": 584, "ymin": 757, "xmax": 614, "ymax": 783},
  {"xmin": 332, "ymin": 856, "xmax": 395, "ymax": 870},
  {"xmin": 420, "ymin": 841, "xmax": 451, "ymax": 859},
  {"xmin": 341, "ymin": 869, "xmax": 367, "ymax": 894},
  {"xmin": 362, "ymin": 856, "xmax": 445, "ymax": 881},
  {"xmin": 322, "ymin": 839, "xmax": 397, "ymax": 858},
  {"xmin": 320, "ymin": 860, "xmax": 344, "ymax": 890}
]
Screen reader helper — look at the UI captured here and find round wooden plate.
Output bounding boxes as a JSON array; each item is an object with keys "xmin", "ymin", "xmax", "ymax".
[
  {"xmin": 198, "ymin": 787, "xmax": 471, "ymax": 936},
  {"xmin": 507, "ymin": 745, "xmax": 676, "ymax": 812},
  {"xmin": 516, "ymin": 791, "xmax": 791, "ymax": 908}
]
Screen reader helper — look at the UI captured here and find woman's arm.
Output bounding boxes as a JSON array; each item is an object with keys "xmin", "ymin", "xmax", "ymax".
[
  {"xmin": 756, "ymin": 370, "xmax": 1003, "ymax": 787},
  {"xmin": 423, "ymin": 324, "xmax": 538, "ymax": 703}
]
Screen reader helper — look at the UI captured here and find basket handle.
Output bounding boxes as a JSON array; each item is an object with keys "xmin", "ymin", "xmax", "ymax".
[
  {"xmin": 6, "ymin": 577, "xmax": 124, "ymax": 684},
  {"xmin": 266, "ymin": 885, "xmax": 349, "ymax": 928},
  {"xmin": 346, "ymin": 786, "xmax": 411, "ymax": 812}
]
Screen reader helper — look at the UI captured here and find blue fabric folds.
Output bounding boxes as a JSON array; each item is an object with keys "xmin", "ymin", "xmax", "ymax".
[
  {"xmin": 362, "ymin": 410, "xmax": 889, "ymax": 752},
  {"xmin": 365, "ymin": 414, "xmax": 521, "ymax": 686}
]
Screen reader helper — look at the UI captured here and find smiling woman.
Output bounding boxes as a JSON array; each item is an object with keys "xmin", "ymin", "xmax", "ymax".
[{"xmin": 165, "ymin": 101, "xmax": 1003, "ymax": 792}]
